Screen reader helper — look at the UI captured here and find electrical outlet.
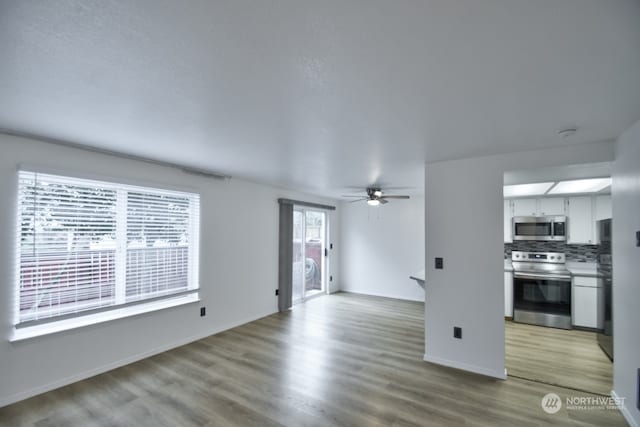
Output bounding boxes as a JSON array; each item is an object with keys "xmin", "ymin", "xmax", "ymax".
[
  {"xmin": 275, "ymin": 289, "xmax": 279, "ymax": 296},
  {"xmin": 200, "ymin": 307, "xmax": 206, "ymax": 317},
  {"xmin": 453, "ymin": 327, "xmax": 462, "ymax": 339},
  {"xmin": 435, "ymin": 257, "xmax": 444, "ymax": 269},
  {"xmin": 330, "ymin": 276, "xmax": 333, "ymax": 282}
]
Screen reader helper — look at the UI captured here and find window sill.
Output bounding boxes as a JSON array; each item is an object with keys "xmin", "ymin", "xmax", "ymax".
[{"xmin": 10, "ymin": 293, "xmax": 200, "ymax": 342}]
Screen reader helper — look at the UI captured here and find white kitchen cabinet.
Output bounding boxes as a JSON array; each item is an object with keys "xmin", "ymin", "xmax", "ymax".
[
  {"xmin": 594, "ymin": 195, "xmax": 612, "ymax": 243},
  {"xmin": 572, "ymin": 276, "xmax": 601, "ymax": 329},
  {"xmin": 504, "ymin": 194, "xmax": 609, "ymax": 243},
  {"xmin": 539, "ymin": 198, "xmax": 565, "ymax": 216},
  {"xmin": 595, "ymin": 195, "xmax": 612, "ymax": 221},
  {"xmin": 566, "ymin": 196, "xmax": 594, "ymax": 244},
  {"xmin": 504, "ymin": 271, "xmax": 513, "ymax": 317},
  {"xmin": 512, "ymin": 198, "xmax": 537, "ymax": 216},
  {"xmin": 504, "ymin": 200, "xmax": 513, "ymax": 243}
]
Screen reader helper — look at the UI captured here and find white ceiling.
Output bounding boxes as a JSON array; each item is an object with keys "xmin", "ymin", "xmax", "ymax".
[{"xmin": 1, "ymin": 1, "xmax": 639, "ymax": 198}]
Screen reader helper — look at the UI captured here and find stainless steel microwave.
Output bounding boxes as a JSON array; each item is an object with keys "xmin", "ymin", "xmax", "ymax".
[{"xmin": 512, "ymin": 216, "xmax": 567, "ymax": 241}]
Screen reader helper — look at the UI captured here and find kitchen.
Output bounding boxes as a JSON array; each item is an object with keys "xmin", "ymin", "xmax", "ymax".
[{"xmin": 503, "ymin": 162, "xmax": 613, "ymax": 395}]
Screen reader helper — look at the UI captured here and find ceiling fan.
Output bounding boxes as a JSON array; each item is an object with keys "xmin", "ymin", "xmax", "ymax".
[{"xmin": 342, "ymin": 187, "xmax": 410, "ymax": 206}]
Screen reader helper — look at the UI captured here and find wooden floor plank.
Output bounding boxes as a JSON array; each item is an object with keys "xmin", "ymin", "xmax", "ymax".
[
  {"xmin": 0, "ymin": 293, "xmax": 626, "ymax": 426},
  {"xmin": 505, "ymin": 320, "xmax": 613, "ymax": 395}
]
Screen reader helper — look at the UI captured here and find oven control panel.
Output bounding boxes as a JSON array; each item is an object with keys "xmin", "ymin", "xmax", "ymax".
[{"xmin": 511, "ymin": 251, "xmax": 565, "ymax": 264}]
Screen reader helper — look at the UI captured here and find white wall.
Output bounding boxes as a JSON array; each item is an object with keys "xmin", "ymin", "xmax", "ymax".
[
  {"xmin": 612, "ymin": 119, "xmax": 640, "ymax": 426},
  {"xmin": 339, "ymin": 196, "xmax": 424, "ymax": 301},
  {"xmin": 0, "ymin": 134, "xmax": 339, "ymax": 407},
  {"xmin": 424, "ymin": 141, "xmax": 615, "ymax": 379}
]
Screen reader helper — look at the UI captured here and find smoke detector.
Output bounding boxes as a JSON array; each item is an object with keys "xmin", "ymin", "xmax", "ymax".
[{"xmin": 557, "ymin": 127, "xmax": 578, "ymax": 138}]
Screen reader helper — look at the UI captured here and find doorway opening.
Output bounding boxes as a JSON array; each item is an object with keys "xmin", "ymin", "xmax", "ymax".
[
  {"xmin": 503, "ymin": 162, "xmax": 613, "ymax": 395},
  {"xmin": 292, "ymin": 208, "xmax": 327, "ymax": 304}
]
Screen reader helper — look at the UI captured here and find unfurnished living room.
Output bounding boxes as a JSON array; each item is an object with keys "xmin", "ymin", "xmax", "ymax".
[{"xmin": 0, "ymin": 1, "xmax": 639, "ymax": 426}]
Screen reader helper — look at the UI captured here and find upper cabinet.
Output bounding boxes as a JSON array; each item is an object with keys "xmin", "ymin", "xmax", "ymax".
[
  {"xmin": 512, "ymin": 197, "xmax": 566, "ymax": 217},
  {"xmin": 538, "ymin": 198, "xmax": 566, "ymax": 216},
  {"xmin": 594, "ymin": 195, "xmax": 612, "ymax": 243},
  {"xmin": 566, "ymin": 196, "xmax": 594, "ymax": 244},
  {"xmin": 512, "ymin": 198, "xmax": 537, "ymax": 216},
  {"xmin": 504, "ymin": 194, "xmax": 610, "ymax": 245},
  {"xmin": 504, "ymin": 200, "xmax": 513, "ymax": 243},
  {"xmin": 594, "ymin": 195, "xmax": 612, "ymax": 221}
]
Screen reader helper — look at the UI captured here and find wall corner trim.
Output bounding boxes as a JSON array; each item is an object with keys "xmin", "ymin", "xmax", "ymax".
[{"xmin": 423, "ymin": 353, "xmax": 507, "ymax": 380}]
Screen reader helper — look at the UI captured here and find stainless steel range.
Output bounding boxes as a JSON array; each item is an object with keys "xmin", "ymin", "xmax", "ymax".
[{"xmin": 512, "ymin": 251, "xmax": 572, "ymax": 329}]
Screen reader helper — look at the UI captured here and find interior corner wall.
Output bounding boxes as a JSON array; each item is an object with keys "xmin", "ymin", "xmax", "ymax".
[
  {"xmin": 0, "ymin": 133, "xmax": 339, "ymax": 407},
  {"xmin": 424, "ymin": 140, "xmax": 615, "ymax": 379},
  {"xmin": 612, "ymin": 119, "xmax": 640, "ymax": 427},
  {"xmin": 339, "ymin": 195, "xmax": 424, "ymax": 301}
]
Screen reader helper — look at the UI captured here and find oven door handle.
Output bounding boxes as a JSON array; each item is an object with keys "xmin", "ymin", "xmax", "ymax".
[{"xmin": 513, "ymin": 273, "xmax": 571, "ymax": 281}]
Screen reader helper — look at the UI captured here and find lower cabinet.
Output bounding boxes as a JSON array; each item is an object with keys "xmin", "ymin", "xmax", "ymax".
[
  {"xmin": 504, "ymin": 271, "xmax": 513, "ymax": 317},
  {"xmin": 572, "ymin": 276, "xmax": 602, "ymax": 329}
]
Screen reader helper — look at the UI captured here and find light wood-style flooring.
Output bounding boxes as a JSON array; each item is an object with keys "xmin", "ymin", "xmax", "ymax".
[
  {"xmin": 506, "ymin": 321, "xmax": 613, "ymax": 396},
  {"xmin": 0, "ymin": 293, "xmax": 626, "ymax": 426}
]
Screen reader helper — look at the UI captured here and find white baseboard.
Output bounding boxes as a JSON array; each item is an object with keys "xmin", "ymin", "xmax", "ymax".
[
  {"xmin": 423, "ymin": 353, "xmax": 507, "ymax": 380},
  {"xmin": 0, "ymin": 309, "xmax": 276, "ymax": 409},
  {"xmin": 612, "ymin": 389, "xmax": 638, "ymax": 427}
]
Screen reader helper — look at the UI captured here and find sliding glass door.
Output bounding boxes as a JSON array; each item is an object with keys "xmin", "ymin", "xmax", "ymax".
[{"xmin": 292, "ymin": 208, "xmax": 327, "ymax": 304}]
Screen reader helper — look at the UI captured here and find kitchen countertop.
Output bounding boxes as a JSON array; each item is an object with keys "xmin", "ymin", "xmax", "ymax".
[
  {"xmin": 566, "ymin": 261, "xmax": 600, "ymax": 277},
  {"xmin": 504, "ymin": 259, "xmax": 600, "ymax": 277},
  {"xmin": 410, "ymin": 269, "xmax": 425, "ymax": 282},
  {"xmin": 409, "ymin": 269, "xmax": 425, "ymax": 290}
]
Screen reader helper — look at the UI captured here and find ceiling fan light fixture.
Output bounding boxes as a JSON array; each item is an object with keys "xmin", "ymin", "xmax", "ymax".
[
  {"xmin": 367, "ymin": 199, "xmax": 380, "ymax": 206},
  {"xmin": 373, "ymin": 190, "xmax": 383, "ymax": 197}
]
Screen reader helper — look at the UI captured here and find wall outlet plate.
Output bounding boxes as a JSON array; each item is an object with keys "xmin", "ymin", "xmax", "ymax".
[
  {"xmin": 453, "ymin": 326, "xmax": 462, "ymax": 339},
  {"xmin": 435, "ymin": 257, "xmax": 444, "ymax": 269}
]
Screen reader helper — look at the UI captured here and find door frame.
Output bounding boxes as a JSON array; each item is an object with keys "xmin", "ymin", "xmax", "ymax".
[{"xmin": 292, "ymin": 206, "xmax": 329, "ymax": 303}]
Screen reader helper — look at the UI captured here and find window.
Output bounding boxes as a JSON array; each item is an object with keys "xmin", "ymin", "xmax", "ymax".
[{"xmin": 16, "ymin": 170, "xmax": 200, "ymax": 329}]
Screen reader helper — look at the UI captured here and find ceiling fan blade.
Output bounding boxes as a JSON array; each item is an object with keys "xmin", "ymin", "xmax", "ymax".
[
  {"xmin": 378, "ymin": 198, "xmax": 389, "ymax": 204},
  {"xmin": 381, "ymin": 195, "xmax": 410, "ymax": 199},
  {"xmin": 341, "ymin": 195, "xmax": 367, "ymax": 198},
  {"xmin": 375, "ymin": 186, "xmax": 413, "ymax": 191},
  {"xmin": 348, "ymin": 198, "xmax": 368, "ymax": 203}
]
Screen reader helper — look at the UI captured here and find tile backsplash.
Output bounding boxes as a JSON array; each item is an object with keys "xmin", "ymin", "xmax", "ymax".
[{"xmin": 504, "ymin": 241, "xmax": 598, "ymax": 262}]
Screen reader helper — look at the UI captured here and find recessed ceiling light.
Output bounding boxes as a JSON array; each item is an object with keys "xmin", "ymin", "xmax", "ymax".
[
  {"xmin": 557, "ymin": 127, "xmax": 578, "ymax": 138},
  {"xmin": 503, "ymin": 182, "xmax": 555, "ymax": 198},
  {"xmin": 547, "ymin": 178, "xmax": 611, "ymax": 195}
]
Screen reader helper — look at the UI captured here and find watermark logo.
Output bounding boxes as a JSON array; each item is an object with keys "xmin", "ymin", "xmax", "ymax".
[
  {"xmin": 541, "ymin": 393, "xmax": 562, "ymax": 414},
  {"xmin": 565, "ymin": 396, "xmax": 625, "ymax": 411},
  {"xmin": 541, "ymin": 393, "xmax": 626, "ymax": 414}
]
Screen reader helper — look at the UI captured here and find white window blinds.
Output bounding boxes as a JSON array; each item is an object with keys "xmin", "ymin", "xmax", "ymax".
[{"xmin": 17, "ymin": 170, "xmax": 200, "ymax": 325}]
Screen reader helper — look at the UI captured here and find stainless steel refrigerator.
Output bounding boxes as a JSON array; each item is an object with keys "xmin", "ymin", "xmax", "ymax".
[{"xmin": 597, "ymin": 219, "xmax": 613, "ymax": 361}]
